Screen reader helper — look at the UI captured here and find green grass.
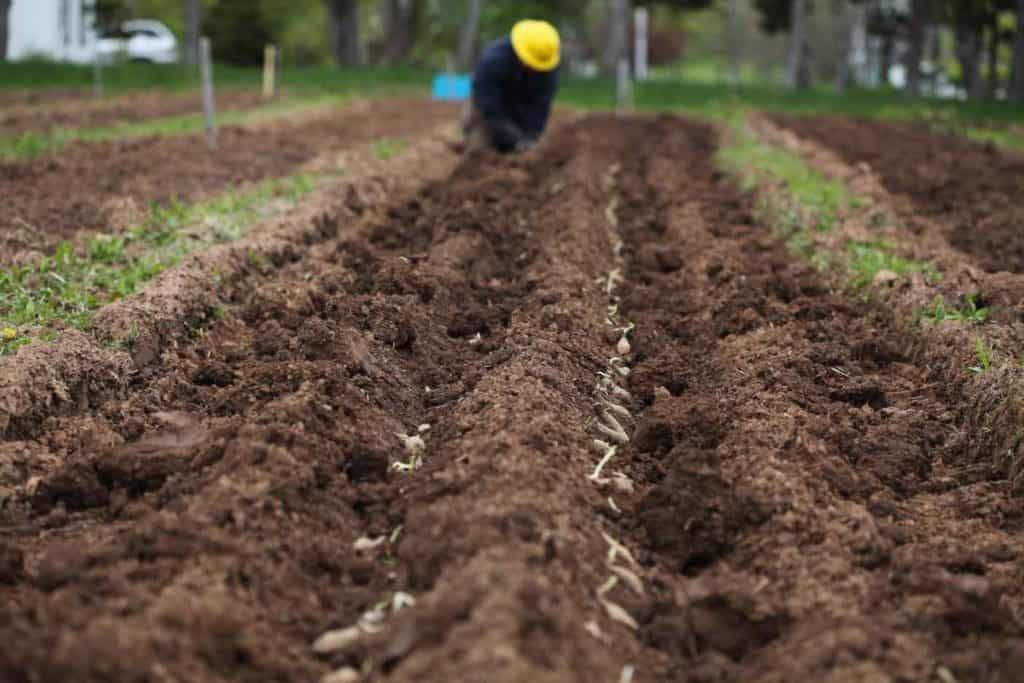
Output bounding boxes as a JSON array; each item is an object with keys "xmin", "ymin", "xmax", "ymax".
[
  {"xmin": 717, "ymin": 117, "xmax": 853, "ymax": 233},
  {"xmin": 0, "ymin": 173, "xmax": 318, "ymax": 354},
  {"xmin": 919, "ymin": 295, "xmax": 989, "ymax": 325},
  {"xmin": 847, "ymin": 240, "xmax": 940, "ymax": 290},
  {"xmin": 372, "ymin": 137, "xmax": 408, "ymax": 161},
  {"xmin": 4, "ymin": 60, "xmax": 1019, "ymax": 128},
  {"xmin": 559, "ymin": 76, "xmax": 1024, "ymax": 127},
  {"xmin": 969, "ymin": 336, "xmax": 994, "ymax": 374},
  {"xmin": 0, "ymin": 59, "xmax": 431, "ymax": 97},
  {"xmin": 965, "ymin": 127, "xmax": 1024, "ymax": 151},
  {"xmin": 717, "ymin": 112, "xmax": 939, "ymax": 290}
]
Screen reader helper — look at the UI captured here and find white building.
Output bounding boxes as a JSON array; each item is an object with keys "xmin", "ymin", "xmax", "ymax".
[{"xmin": 8, "ymin": 0, "xmax": 98, "ymax": 63}]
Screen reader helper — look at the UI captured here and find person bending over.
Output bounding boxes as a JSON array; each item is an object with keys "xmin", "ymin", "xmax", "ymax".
[{"xmin": 462, "ymin": 20, "xmax": 560, "ymax": 154}]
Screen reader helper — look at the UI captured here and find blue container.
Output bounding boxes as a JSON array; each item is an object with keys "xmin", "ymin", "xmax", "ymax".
[{"xmin": 432, "ymin": 74, "xmax": 472, "ymax": 101}]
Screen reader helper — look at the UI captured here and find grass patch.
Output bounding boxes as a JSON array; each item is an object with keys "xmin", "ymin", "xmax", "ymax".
[
  {"xmin": 4, "ymin": 61, "xmax": 1020, "ymax": 128},
  {"xmin": 919, "ymin": 295, "xmax": 989, "ymax": 325},
  {"xmin": 969, "ymin": 336, "xmax": 994, "ymax": 375},
  {"xmin": 965, "ymin": 127, "xmax": 1024, "ymax": 152},
  {"xmin": 372, "ymin": 137, "xmax": 408, "ymax": 161},
  {"xmin": 0, "ymin": 60, "xmax": 431, "ymax": 97},
  {"xmin": 716, "ymin": 111, "xmax": 856, "ymax": 262},
  {"xmin": 847, "ymin": 240, "xmax": 939, "ymax": 290},
  {"xmin": 717, "ymin": 112, "xmax": 940, "ymax": 291},
  {"xmin": 0, "ymin": 173, "xmax": 318, "ymax": 354}
]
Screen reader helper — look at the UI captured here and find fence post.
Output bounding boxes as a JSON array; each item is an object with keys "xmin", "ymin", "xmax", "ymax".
[
  {"xmin": 634, "ymin": 7, "xmax": 649, "ymax": 81},
  {"xmin": 263, "ymin": 44, "xmax": 277, "ymax": 100},
  {"xmin": 616, "ymin": 59, "xmax": 633, "ymax": 115},
  {"xmin": 200, "ymin": 37, "xmax": 217, "ymax": 150},
  {"xmin": 93, "ymin": 50, "xmax": 103, "ymax": 98}
]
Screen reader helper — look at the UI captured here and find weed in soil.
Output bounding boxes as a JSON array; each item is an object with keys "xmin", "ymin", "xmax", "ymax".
[{"xmin": 919, "ymin": 295, "xmax": 990, "ymax": 326}]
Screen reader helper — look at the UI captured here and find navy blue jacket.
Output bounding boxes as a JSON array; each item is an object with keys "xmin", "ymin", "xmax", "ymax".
[{"xmin": 472, "ymin": 37, "xmax": 558, "ymax": 152}]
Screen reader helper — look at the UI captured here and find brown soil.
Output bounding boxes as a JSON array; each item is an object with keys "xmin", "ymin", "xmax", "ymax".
[
  {"xmin": 0, "ymin": 90, "xmax": 267, "ymax": 138},
  {"xmin": 769, "ymin": 114, "xmax": 1024, "ymax": 274},
  {"xmin": 1, "ymin": 113, "xmax": 1022, "ymax": 683},
  {"xmin": 0, "ymin": 89, "xmax": 91, "ymax": 108},
  {"xmin": 0, "ymin": 98, "xmax": 458, "ymax": 266}
]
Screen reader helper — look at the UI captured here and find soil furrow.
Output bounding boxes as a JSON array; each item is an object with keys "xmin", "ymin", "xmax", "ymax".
[
  {"xmin": 613, "ymin": 116, "xmax": 1024, "ymax": 681},
  {"xmin": 0, "ymin": 90, "xmax": 267, "ymax": 138},
  {"xmin": 0, "ymin": 115, "xmax": 653, "ymax": 682},
  {"xmin": 768, "ymin": 114, "xmax": 1024, "ymax": 275},
  {"xmin": 0, "ymin": 98, "xmax": 457, "ymax": 266},
  {"xmin": 1, "ymin": 112, "xmax": 1022, "ymax": 683}
]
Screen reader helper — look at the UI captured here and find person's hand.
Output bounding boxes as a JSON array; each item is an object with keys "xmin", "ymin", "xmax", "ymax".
[{"xmin": 514, "ymin": 139, "xmax": 535, "ymax": 153}]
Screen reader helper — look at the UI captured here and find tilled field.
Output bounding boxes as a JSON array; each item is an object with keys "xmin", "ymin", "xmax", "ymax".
[
  {"xmin": 0, "ymin": 90, "xmax": 268, "ymax": 138},
  {"xmin": 770, "ymin": 114, "xmax": 1024, "ymax": 274},
  {"xmin": 1, "ymin": 113, "xmax": 1023, "ymax": 682},
  {"xmin": 0, "ymin": 98, "xmax": 457, "ymax": 265}
]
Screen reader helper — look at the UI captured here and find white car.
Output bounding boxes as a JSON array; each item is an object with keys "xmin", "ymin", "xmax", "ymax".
[{"xmin": 97, "ymin": 20, "xmax": 179, "ymax": 65}]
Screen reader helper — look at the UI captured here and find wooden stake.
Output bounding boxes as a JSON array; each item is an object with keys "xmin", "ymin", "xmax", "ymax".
[
  {"xmin": 200, "ymin": 37, "xmax": 217, "ymax": 150},
  {"xmin": 263, "ymin": 45, "xmax": 277, "ymax": 100}
]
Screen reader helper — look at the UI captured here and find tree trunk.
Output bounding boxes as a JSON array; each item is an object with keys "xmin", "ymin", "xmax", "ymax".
[
  {"xmin": 724, "ymin": 0, "xmax": 742, "ymax": 86},
  {"xmin": 786, "ymin": 0, "xmax": 810, "ymax": 90},
  {"xmin": 1012, "ymin": 0, "xmax": 1024, "ymax": 102},
  {"xmin": 833, "ymin": 0, "xmax": 854, "ymax": 95},
  {"xmin": 880, "ymin": 33, "xmax": 894, "ymax": 85},
  {"xmin": 326, "ymin": 0, "xmax": 362, "ymax": 66},
  {"xmin": 605, "ymin": 0, "xmax": 630, "ymax": 76},
  {"xmin": 183, "ymin": 0, "xmax": 201, "ymax": 66},
  {"xmin": 905, "ymin": 0, "xmax": 925, "ymax": 96},
  {"xmin": 382, "ymin": 0, "xmax": 419, "ymax": 64},
  {"xmin": 986, "ymin": 14, "xmax": 1000, "ymax": 99},
  {"xmin": 0, "ymin": 0, "xmax": 11, "ymax": 62},
  {"xmin": 956, "ymin": 23, "xmax": 985, "ymax": 99},
  {"xmin": 456, "ymin": 0, "xmax": 482, "ymax": 71}
]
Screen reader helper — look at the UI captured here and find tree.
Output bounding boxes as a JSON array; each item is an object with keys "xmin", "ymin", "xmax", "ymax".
[
  {"xmin": 785, "ymin": 0, "xmax": 810, "ymax": 89},
  {"xmin": 380, "ymin": 0, "xmax": 420, "ymax": 64},
  {"xmin": 905, "ymin": 0, "xmax": 927, "ymax": 96},
  {"xmin": 0, "ymin": 0, "xmax": 10, "ymax": 62},
  {"xmin": 203, "ymin": 0, "xmax": 273, "ymax": 66},
  {"xmin": 1012, "ymin": 0, "xmax": 1024, "ymax": 101},
  {"xmin": 833, "ymin": 0, "xmax": 857, "ymax": 94},
  {"xmin": 183, "ymin": 0, "xmax": 201, "ymax": 66},
  {"xmin": 457, "ymin": 0, "xmax": 483, "ymax": 70},
  {"xmin": 326, "ymin": 0, "xmax": 362, "ymax": 65}
]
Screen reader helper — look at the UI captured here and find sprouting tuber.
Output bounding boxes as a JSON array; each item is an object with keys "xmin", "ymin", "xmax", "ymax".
[
  {"xmin": 395, "ymin": 432, "xmax": 425, "ymax": 457},
  {"xmin": 596, "ymin": 411, "xmax": 629, "ymax": 445}
]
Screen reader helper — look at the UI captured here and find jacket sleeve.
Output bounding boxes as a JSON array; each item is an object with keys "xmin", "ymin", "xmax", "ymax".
[
  {"xmin": 520, "ymin": 70, "xmax": 558, "ymax": 141},
  {"xmin": 473, "ymin": 49, "xmax": 525, "ymax": 152}
]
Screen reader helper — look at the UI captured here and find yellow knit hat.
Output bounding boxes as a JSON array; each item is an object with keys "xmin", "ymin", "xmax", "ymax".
[{"xmin": 510, "ymin": 20, "xmax": 561, "ymax": 72}]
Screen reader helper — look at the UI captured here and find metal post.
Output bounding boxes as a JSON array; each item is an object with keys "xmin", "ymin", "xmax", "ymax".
[
  {"xmin": 200, "ymin": 37, "xmax": 217, "ymax": 150},
  {"xmin": 616, "ymin": 58, "xmax": 632, "ymax": 115},
  {"xmin": 634, "ymin": 7, "xmax": 649, "ymax": 81}
]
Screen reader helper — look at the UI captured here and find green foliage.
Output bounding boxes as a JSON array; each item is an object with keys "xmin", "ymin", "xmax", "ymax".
[
  {"xmin": 716, "ymin": 113, "xmax": 943, "ymax": 292},
  {"xmin": 716, "ymin": 115, "xmax": 853, "ymax": 233},
  {"xmin": 847, "ymin": 240, "xmax": 940, "ymax": 290},
  {"xmin": 372, "ymin": 138, "xmax": 408, "ymax": 161},
  {"xmin": 203, "ymin": 0, "xmax": 275, "ymax": 66},
  {"xmin": 920, "ymin": 295, "xmax": 990, "ymax": 324},
  {"xmin": 969, "ymin": 336, "xmax": 993, "ymax": 374},
  {"xmin": 0, "ymin": 173, "xmax": 318, "ymax": 354}
]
